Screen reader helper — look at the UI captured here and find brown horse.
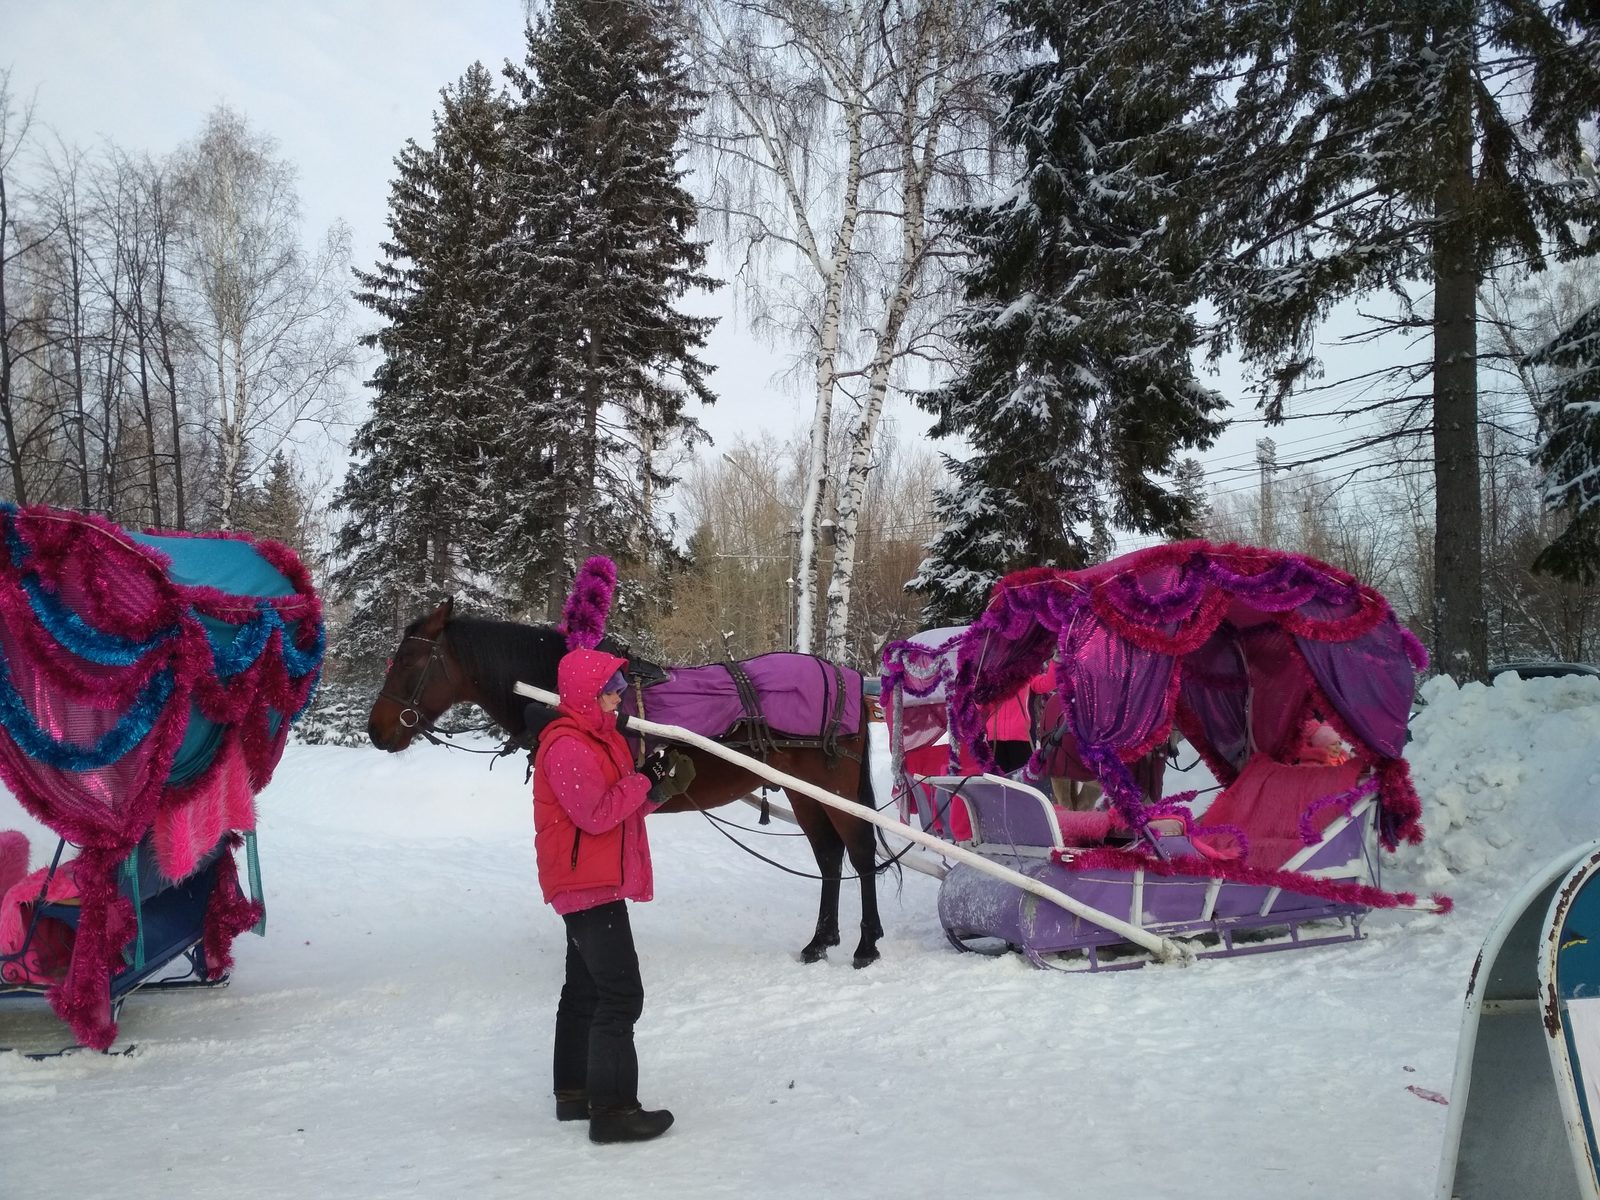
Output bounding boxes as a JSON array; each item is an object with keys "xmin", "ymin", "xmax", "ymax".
[{"xmin": 367, "ymin": 599, "xmax": 887, "ymax": 967}]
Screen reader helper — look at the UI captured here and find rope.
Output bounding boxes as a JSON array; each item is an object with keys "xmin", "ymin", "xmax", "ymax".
[{"xmin": 695, "ymin": 798, "xmax": 919, "ymax": 882}]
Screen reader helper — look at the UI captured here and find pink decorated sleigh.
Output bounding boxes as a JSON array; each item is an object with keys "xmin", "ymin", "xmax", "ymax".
[
  {"xmin": 882, "ymin": 540, "xmax": 1449, "ymax": 969},
  {"xmin": 0, "ymin": 504, "xmax": 322, "ymax": 1049}
]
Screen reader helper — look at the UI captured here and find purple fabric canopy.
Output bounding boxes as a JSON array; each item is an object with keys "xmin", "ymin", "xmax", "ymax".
[{"xmin": 885, "ymin": 541, "xmax": 1429, "ymax": 849}]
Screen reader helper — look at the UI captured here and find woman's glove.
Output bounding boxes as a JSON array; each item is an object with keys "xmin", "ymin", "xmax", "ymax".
[
  {"xmin": 647, "ymin": 751, "xmax": 697, "ymax": 803},
  {"xmin": 640, "ymin": 747, "xmax": 673, "ymax": 786}
]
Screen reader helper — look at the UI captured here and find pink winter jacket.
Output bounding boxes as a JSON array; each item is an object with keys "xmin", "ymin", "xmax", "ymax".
[
  {"xmin": 532, "ymin": 649, "xmax": 657, "ymax": 915},
  {"xmin": 984, "ymin": 680, "xmax": 1038, "ymax": 744}
]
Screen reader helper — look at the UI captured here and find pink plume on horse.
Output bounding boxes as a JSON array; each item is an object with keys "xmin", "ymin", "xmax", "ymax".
[{"xmin": 561, "ymin": 556, "xmax": 618, "ymax": 651}]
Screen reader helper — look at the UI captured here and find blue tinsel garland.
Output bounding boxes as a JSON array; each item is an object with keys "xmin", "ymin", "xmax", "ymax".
[
  {"xmin": 204, "ymin": 602, "xmax": 324, "ymax": 681},
  {"xmin": 0, "ymin": 653, "xmax": 176, "ymax": 771},
  {"xmin": 20, "ymin": 573, "xmax": 177, "ymax": 666}
]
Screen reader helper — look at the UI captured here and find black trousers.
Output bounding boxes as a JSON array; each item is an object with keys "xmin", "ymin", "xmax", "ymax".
[{"xmin": 553, "ymin": 900, "xmax": 645, "ymax": 1110}]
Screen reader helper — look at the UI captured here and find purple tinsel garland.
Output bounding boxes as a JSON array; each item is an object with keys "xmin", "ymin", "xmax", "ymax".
[{"xmin": 916, "ymin": 542, "xmax": 1422, "ymax": 841}]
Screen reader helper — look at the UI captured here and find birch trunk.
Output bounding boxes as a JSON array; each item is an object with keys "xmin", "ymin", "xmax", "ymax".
[
  {"xmin": 794, "ymin": 9, "xmax": 870, "ymax": 654},
  {"xmin": 823, "ymin": 8, "xmax": 947, "ymax": 661},
  {"xmin": 219, "ymin": 328, "xmax": 248, "ymax": 529},
  {"xmin": 0, "ymin": 167, "xmax": 23, "ymax": 505}
]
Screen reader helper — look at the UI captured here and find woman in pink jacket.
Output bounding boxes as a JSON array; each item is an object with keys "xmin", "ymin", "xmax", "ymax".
[{"xmin": 533, "ymin": 646, "xmax": 695, "ymax": 1144}]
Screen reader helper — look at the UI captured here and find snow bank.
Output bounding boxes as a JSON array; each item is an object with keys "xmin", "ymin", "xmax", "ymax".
[{"xmin": 1398, "ymin": 672, "xmax": 1600, "ymax": 903}]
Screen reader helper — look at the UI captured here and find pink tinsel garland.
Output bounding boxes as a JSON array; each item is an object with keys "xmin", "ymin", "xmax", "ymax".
[
  {"xmin": 1, "ymin": 504, "xmax": 319, "ymax": 1049},
  {"xmin": 201, "ymin": 836, "xmax": 265, "ymax": 980},
  {"xmin": 941, "ymin": 541, "xmax": 1420, "ymax": 800}
]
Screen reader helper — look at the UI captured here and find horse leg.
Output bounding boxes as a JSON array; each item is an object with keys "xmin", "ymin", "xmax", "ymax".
[
  {"xmin": 839, "ymin": 814, "xmax": 883, "ymax": 969},
  {"xmin": 788, "ymin": 794, "xmax": 844, "ymax": 963}
]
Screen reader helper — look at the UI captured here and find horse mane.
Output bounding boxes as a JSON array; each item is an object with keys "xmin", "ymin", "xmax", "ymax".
[{"xmin": 444, "ymin": 617, "xmax": 568, "ymax": 735}]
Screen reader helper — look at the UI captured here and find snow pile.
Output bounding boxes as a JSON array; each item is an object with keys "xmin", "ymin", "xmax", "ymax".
[{"xmin": 1399, "ymin": 672, "xmax": 1600, "ymax": 900}]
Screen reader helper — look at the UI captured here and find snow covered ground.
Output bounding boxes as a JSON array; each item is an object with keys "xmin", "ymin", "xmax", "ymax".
[{"xmin": 3, "ymin": 674, "xmax": 1599, "ymax": 1199}]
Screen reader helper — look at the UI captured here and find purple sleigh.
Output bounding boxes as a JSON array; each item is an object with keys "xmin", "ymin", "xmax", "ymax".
[{"xmin": 882, "ymin": 540, "xmax": 1450, "ymax": 969}]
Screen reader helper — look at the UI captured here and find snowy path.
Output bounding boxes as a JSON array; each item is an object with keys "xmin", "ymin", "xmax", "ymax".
[{"xmin": 2, "ymin": 684, "xmax": 1578, "ymax": 1199}]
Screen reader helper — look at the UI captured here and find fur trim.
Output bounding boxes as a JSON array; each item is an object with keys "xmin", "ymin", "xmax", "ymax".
[{"xmin": 561, "ymin": 557, "xmax": 617, "ymax": 651}]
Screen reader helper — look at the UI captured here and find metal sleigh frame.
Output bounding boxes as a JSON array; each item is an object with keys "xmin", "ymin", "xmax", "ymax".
[
  {"xmin": 920, "ymin": 772, "xmax": 1380, "ymax": 970},
  {"xmin": 0, "ymin": 833, "xmax": 262, "ymax": 1049}
]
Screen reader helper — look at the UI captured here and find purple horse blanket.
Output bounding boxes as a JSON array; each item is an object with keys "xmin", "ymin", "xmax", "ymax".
[{"xmin": 621, "ymin": 653, "xmax": 862, "ymax": 749}]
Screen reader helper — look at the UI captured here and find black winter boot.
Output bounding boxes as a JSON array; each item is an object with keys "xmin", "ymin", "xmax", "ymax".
[
  {"xmin": 588, "ymin": 1104, "xmax": 675, "ymax": 1144},
  {"xmin": 555, "ymin": 1090, "xmax": 589, "ymax": 1122}
]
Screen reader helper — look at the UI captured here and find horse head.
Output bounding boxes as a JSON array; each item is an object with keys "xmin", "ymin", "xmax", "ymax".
[{"xmin": 368, "ymin": 598, "xmax": 463, "ymax": 751}]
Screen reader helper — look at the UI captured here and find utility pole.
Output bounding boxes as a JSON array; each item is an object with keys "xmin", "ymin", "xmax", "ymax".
[{"xmin": 1256, "ymin": 437, "xmax": 1278, "ymax": 547}]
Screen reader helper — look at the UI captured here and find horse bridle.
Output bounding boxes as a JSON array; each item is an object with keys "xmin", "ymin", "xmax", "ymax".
[{"xmin": 379, "ymin": 632, "xmax": 455, "ymax": 734}]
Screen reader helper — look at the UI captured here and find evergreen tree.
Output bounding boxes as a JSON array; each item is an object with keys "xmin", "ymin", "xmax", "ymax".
[
  {"xmin": 911, "ymin": 0, "xmax": 1227, "ymax": 623},
  {"xmin": 332, "ymin": 64, "xmax": 512, "ymax": 664},
  {"xmin": 1210, "ymin": 1, "xmax": 1600, "ymax": 679},
  {"xmin": 1531, "ymin": 298, "xmax": 1600, "ymax": 581},
  {"xmin": 234, "ymin": 450, "xmax": 316, "ymax": 565},
  {"xmin": 495, "ymin": 0, "xmax": 719, "ymax": 616},
  {"xmin": 1173, "ymin": 457, "xmax": 1211, "ymax": 537}
]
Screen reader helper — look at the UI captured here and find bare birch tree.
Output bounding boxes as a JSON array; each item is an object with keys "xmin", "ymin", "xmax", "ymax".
[
  {"xmin": 171, "ymin": 106, "xmax": 355, "ymax": 529},
  {"xmin": 687, "ymin": 0, "xmax": 1006, "ymax": 656},
  {"xmin": 0, "ymin": 71, "xmax": 38, "ymax": 504}
]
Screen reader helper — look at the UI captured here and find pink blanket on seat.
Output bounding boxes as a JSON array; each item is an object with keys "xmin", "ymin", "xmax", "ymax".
[
  {"xmin": 1192, "ymin": 757, "xmax": 1366, "ymax": 869},
  {"xmin": 0, "ymin": 858, "xmax": 81, "ymax": 985}
]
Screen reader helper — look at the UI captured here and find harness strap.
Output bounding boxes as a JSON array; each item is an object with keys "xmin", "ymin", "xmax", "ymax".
[
  {"xmin": 822, "ymin": 659, "xmax": 849, "ymax": 760},
  {"xmin": 724, "ymin": 659, "xmax": 779, "ymax": 761}
]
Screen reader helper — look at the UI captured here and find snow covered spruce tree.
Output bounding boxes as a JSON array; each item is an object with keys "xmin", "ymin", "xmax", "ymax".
[
  {"xmin": 495, "ymin": 0, "xmax": 717, "ymax": 617},
  {"xmin": 332, "ymin": 64, "xmax": 513, "ymax": 664},
  {"xmin": 1209, "ymin": 1, "xmax": 1600, "ymax": 680},
  {"xmin": 1531, "ymin": 298, "xmax": 1600, "ymax": 581},
  {"xmin": 911, "ymin": 0, "xmax": 1227, "ymax": 623}
]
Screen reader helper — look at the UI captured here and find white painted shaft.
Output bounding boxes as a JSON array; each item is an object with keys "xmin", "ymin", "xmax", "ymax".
[{"xmin": 515, "ymin": 680, "xmax": 1187, "ymax": 963}]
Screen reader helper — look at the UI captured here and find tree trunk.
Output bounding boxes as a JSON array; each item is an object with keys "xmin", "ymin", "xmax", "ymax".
[
  {"xmin": 67, "ymin": 234, "xmax": 90, "ymax": 511},
  {"xmin": 153, "ymin": 247, "xmax": 185, "ymax": 529},
  {"xmin": 1430, "ymin": 39, "xmax": 1486, "ymax": 683},
  {"xmin": 132, "ymin": 287, "xmax": 163, "ymax": 527},
  {"xmin": 823, "ymin": 5, "xmax": 946, "ymax": 662},
  {"xmin": 793, "ymin": 12, "xmax": 871, "ymax": 655},
  {"xmin": 0, "ymin": 171, "xmax": 24, "ymax": 504}
]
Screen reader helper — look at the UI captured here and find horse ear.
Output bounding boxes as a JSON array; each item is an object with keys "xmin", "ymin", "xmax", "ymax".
[{"xmin": 422, "ymin": 597, "xmax": 453, "ymax": 635}]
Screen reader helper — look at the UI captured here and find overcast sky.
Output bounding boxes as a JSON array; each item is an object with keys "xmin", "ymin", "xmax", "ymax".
[{"xmin": 3, "ymin": 0, "xmax": 1387, "ymax": 531}]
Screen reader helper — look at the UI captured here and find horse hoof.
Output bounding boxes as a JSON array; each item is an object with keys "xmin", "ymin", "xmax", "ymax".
[
  {"xmin": 800, "ymin": 945, "xmax": 828, "ymax": 964},
  {"xmin": 852, "ymin": 949, "xmax": 880, "ymax": 969}
]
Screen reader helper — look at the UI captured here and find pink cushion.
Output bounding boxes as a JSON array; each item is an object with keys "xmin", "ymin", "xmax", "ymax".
[{"xmin": 1194, "ymin": 757, "xmax": 1365, "ymax": 869}]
